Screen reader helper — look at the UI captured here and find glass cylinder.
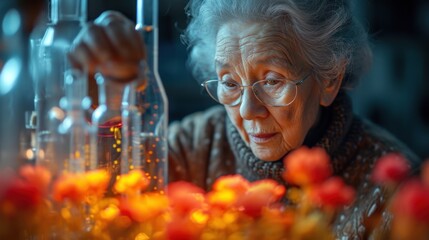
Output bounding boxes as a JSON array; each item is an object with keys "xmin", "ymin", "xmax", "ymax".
[
  {"xmin": 121, "ymin": 82, "xmax": 141, "ymax": 174},
  {"xmin": 35, "ymin": 0, "xmax": 87, "ymax": 174},
  {"xmin": 92, "ymin": 73, "xmax": 125, "ymax": 177},
  {"xmin": 135, "ymin": 0, "xmax": 168, "ymax": 193},
  {"xmin": 58, "ymin": 69, "xmax": 96, "ymax": 173}
]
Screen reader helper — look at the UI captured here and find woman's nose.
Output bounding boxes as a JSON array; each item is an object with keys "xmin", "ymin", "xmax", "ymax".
[{"xmin": 239, "ymin": 88, "xmax": 268, "ymax": 120}]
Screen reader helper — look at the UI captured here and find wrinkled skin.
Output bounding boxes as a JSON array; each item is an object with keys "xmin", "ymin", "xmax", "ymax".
[{"xmin": 215, "ymin": 20, "xmax": 327, "ymax": 161}]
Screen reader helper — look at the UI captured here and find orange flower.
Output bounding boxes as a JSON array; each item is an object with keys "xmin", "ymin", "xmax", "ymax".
[
  {"xmin": 309, "ymin": 177, "xmax": 355, "ymax": 209},
  {"xmin": 53, "ymin": 170, "xmax": 110, "ymax": 203},
  {"xmin": 283, "ymin": 146, "xmax": 332, "ymax": 186},
  {"xmin": 207, "ymin": 175, "xmax": 250, "ymax": 209},
  {"xmin": 236, "ymin": 179, "xmax": 286, "ymax": 218},
  {"xmin": 52, "ymin": 173, "xmax": 87, "ymax": 203},
  {"xmin": 83, "ymin": 169, "xmax": 110, "ymax": 199},
  {"xmin": 119, "ymin": 193, "xmax": 168, "ymax": 222},
  {"xmin": 206, "ymin": 189, "xmax": 237, "ymax": 210},
  {"xmin": 18, "ymin": 165, "xmax": 51, "ymax": 195},
  {"xmin": 114, "ymin": 170, "xmax": 149, "ymax": 196},
  {"xmin": 372, "ymin": 152, "xmax": 410, "ymax": 186},
  {"xmin": 391, "ymin": 179, "xmax": 429, "ymax": 225},
  {"xmin": 212, "ymin": 175, "xmax": 250, "ymax": 193},
  {"xmin": 167, "ymin": 181, "xmax": 206, "ymax": 216}
]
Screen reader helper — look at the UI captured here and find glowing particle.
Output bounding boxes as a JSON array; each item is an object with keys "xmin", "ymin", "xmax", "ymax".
[
  {"xmin": 25, "ymin": 149, "xmax": 34, "ymax": 159},
  {"xmin": 135, "ymin": 233, "xmax": 150, "ymax": 240},
  {"xmin": 61, "ymin": 208, "xmax": 71, "ymax": 219}
]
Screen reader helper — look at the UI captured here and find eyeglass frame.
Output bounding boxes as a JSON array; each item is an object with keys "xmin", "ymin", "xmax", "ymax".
[{"xmin": 200, "ymin": 74, "xmax": 310, "ymax": 107}]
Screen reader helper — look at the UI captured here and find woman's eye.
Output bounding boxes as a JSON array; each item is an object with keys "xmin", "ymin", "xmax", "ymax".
[
  {"xmin": 221, "ymin": 80, "xmax": 239, "ymax": 90},
  {"xmin": 265, "ymin": 79, "xmax": 282, "ymax": 86}
]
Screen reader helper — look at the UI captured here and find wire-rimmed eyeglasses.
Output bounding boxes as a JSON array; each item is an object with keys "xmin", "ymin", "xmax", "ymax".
[{"xmin": 201, "ymin": 74, "xmax": 309, "ymax": 107}]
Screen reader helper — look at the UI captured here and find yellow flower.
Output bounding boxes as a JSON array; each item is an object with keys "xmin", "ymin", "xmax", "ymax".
[
  {"xmin": 118, "ymin": 193, "xmax": 168, "ymax": 222},
  {"xmin": 114, "ymin": 170, "xmax": 149, "ymax": 196},
  {"xmin": 84, "ymin": 169, "xmax": 110, "ymax": 199}
]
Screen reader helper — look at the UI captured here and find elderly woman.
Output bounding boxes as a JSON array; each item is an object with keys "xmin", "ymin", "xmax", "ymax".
[{"xmin": 70, "ymin": 0, "xmax": 420, "ymax": 238}]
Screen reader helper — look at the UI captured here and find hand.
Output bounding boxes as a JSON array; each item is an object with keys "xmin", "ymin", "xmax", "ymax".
[{"xmin": 69, "ymin": 11, "xmax": 146, "ymax": 83}]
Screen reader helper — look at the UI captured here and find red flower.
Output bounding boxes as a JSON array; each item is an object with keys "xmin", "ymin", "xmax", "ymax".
[
  {"xmin": 19, "ymin": 165, "xmax": 51, "ymax": 195},
  {"xmin": 283, "ymin": 146, "xmax": 332, "ymax": 186},
  {"xmin": 391, "ymin": 179, "xmax": 429, "ymax": 224},
  {"xmin": 167, "ymin": 181, "xmax": 206, "ymax": 216},
  {"xmin": 0, "ymin": 167, "xmax": 48, "ymax": 216},
  {"xmin": 236, "ymin": 179, "xmax": 286, "ymax": 218},
  {"xmin": 166, "ymin": 215, "xmax": 203, "ymax": 240},
  {"xmin": 372, "ymin": 152, "xmax": 410, "ymax": 185},
  {"xmin": 0, "ymin": 176, "xmax": 43, "ymax": 216},
  {"xmin": 309, "ymin": 177, "xmax": 355, "ymax": 209}
]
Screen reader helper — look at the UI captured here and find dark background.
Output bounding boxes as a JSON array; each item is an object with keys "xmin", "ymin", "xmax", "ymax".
[{"xmin": 31, "ymin": 0, "xmax": 429, "ymax": 159}]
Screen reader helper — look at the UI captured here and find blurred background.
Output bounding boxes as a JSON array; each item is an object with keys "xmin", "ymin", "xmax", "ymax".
[{"xmin": 7, "ymin": 0, "xmax": 429, "ymax": 160}]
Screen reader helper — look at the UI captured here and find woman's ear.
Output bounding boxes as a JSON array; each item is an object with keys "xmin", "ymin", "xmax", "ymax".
[{"xmin": 320, "ymin": 66, "xmax": 345, "ymax": 107}]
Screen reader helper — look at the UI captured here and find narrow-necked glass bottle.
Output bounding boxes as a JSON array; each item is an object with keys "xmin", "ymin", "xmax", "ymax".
[
  {"xmin": 92, "ymin": 73, "xmax": 125, "ymax": 176},
  {"xmin": 135, "ymin": 0, "xmax": 168, "ymax": 193},
  {"xmin": 58, "ymin": 70, "xmax": 96, "ymax": 173},
  {"xmin": 35, "ymin": 0, "xmax": 86, "ymax": 174},
  {"xmin": 121, "ymin": 82, "xmax": 141, "ymax": 174}
]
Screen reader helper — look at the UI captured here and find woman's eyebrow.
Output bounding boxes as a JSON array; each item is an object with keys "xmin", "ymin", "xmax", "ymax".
[
  {"xmin": 248, "ymin": 54, "xmax": 291, "ymax": 68},
  {"xmin": 214, "ymin": 59, "xmax": 231, "ymax": 70}
]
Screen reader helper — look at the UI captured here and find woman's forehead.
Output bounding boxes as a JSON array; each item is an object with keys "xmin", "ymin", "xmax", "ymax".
[{"xmin": 214, "ymin": 21, "xmax": 294, "ymax": 69}]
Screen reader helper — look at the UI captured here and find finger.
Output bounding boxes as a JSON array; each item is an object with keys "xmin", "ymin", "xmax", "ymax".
[
  {"xmin": 131, "ymin": 27, "xmax": 146, "ymax": 60},
  {"xmin": 102, "ymin": 20, "xmax": 144, "ymax": 62},
  {"xmin": 68, "ymin": 41, "xmax": 97, "ymax": 75},
  {"xmin": 80, "ymin": 23, "xmax": 118, "ymax": 63},
  {"xmin": 94, "ymin": 11, "xmax": 145, "ymax": 62},
  {"xmin": 98, "ymin": 61, "xmax": 141, "ymax": 82},
  {"xmin": 94, "ymin": 11, "xmax": 133, "ymax": 26}
]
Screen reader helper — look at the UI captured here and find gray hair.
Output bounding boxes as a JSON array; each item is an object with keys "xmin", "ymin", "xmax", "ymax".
[{"xmin": 182, "ymin": 0, "xmax": 372, "ymax": 88}]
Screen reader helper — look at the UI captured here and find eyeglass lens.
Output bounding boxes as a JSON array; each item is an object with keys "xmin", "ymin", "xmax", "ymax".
[{"xmin": 204, "ymin": 80, "xmax": 298, "ymax": 106}]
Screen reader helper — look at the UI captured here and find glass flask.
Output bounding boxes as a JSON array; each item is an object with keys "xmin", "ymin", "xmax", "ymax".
[
  {"xmin": 135, "ymin": 0, "xmax": 168, "ymax": 193},
  {"xmin": 58, "ymin": 69, "xmax": 96, "ymax": 173},
  {"xmin": 35, "ymin": 0, "xmax": 86, "ymax": 174},
  {"xmin": 92, "ymin": 73, "xmax": 125, "ymax": 178}
]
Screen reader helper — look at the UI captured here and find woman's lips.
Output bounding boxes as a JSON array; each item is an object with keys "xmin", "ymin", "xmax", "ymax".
[{"xmin": 248, "ymin": 133, "xmax": 277, "ymax": 143}]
